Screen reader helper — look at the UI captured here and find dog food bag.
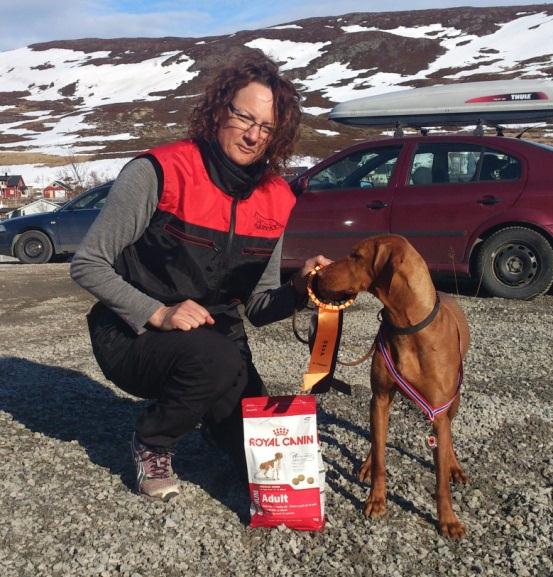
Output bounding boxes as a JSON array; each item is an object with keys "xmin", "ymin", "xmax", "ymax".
[{"xmin": 242, "ymin": 395, "xmax": 325, "ymax": 531}]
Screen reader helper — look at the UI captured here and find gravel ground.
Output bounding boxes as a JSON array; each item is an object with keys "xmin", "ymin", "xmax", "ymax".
[{"xmin": 0, "ymin": 263, "xmax": 552, "ymax": 577}]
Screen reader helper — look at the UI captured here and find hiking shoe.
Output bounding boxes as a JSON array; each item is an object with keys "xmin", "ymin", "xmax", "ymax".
[{"xmin": 131, "ymin": 433, "xmax": 180, "ymax": 501}]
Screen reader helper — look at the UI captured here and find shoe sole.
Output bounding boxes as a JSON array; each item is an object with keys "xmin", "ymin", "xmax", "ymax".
[{"xmin": 139, "ymin": 489, "xmax": 180, "ymax": 502}]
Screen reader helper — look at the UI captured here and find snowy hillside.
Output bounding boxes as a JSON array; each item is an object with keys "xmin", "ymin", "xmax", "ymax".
[{"xmin": 1, "ymin": 4, "xmax": 553, "ymax": 186}]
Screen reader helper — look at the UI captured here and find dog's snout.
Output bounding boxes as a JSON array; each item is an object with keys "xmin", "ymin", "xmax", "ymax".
[
  {"xmin": 314, "ymin": 267, "xmax": 334, "ymax": 298},
  {"xmin": 316, "ymin": 263, "xmax": 357, "ymax": 301}
]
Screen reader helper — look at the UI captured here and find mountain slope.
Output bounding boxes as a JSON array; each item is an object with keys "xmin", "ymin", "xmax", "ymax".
[{"xmin": 1, "ymin": 3, "xmax": 553, "ymax": 174}]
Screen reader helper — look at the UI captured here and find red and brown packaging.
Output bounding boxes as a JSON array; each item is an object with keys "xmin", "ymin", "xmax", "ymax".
[{"xmin": 242, "ymin": 395, "xmax": 325, "ymax": 531}]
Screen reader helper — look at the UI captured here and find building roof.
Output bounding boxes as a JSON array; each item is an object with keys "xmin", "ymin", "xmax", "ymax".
[
  {"xmin": 0, "ymin": 174, "xmax": 25, "ymax": 186},
  {"xmin": 44, "ymin": 180, "xmax": 71, "ymax": 190},
  {"xmin": 4, "ymin": 198, "xmax": 60, "ymax": 219}
]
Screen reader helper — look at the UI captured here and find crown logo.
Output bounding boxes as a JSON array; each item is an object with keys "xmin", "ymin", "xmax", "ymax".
[{"xmin": 273, "ymin": 427, "xmax": 289, "ymax": 436}]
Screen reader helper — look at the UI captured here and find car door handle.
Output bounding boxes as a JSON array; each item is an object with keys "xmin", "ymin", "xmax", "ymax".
[
  {"xmin": 366, "ymin": 200, "xmax": 388, "ymax": 210},
  {"xmin": 477, "ymin": 195, "xmax": 502, "ymax": 206}
]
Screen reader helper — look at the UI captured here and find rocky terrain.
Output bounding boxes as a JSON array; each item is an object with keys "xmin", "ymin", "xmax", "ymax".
[{"xmin": 0, "ymin": 263, "xmax": 551, "ymax": 576}]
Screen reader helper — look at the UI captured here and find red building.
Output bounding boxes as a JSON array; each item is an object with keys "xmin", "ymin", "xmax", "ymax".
[
  {"xmin": 0, "ymin": 174, "xmax": 26, "ymax": 199},
  {"xmin": 43, "ymin": 181, "xmax": 71, "ymax": 200}
]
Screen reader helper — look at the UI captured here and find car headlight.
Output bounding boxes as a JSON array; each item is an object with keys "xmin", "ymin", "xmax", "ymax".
[{"xmin": 0, "ymin": 224, "xmax": 6, "ymax": 233}]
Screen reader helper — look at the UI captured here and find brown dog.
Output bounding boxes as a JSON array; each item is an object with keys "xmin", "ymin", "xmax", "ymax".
[
  {"xmin": 317, "ymin": 234, "xmax": 470, "ymax": 539},
  {"xmin": 259, "ymin": 452, "xmax": 284, "ymax": 480}
]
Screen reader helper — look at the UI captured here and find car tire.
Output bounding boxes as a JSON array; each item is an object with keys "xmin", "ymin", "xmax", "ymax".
[
  {"xmin": 475, "ymin": 226, "xmax": 553, "ymax": 299},
  {"xmin": 14, "ymin": 230, "xmax": 54, "ymax": 264}
]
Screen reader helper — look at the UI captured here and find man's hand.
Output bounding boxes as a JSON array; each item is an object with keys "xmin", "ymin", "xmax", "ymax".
[
  {"xmin": 290, "ymin": 254, "xmax": 333, "ymax": 296},
  {"xmin": 148, "ymin": 300, "xmax": 215, "ymax": 331}
]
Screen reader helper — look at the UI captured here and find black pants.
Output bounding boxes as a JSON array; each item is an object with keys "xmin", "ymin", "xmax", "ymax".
[{"xmin": 87, "ymin": 302, "xmax": 265, "ymax": 464}]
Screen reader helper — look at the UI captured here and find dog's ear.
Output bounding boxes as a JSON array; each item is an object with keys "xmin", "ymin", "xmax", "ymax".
[
  {"xmin": 350, "ymin": 237, "xmax": 390, "ymax": 292},
  {"xmin": 372, "ymin": 238, "xmax": 393, "ymax": 279},
  {"xmin": 356, "ymin": 237, "xmax": 397, "ymax": 296},
  {"xmin": 344, "ymin": 242, "xmax": 372, "ymax": 291},
  {"xmin": 376, "ymin": 236, "xmax": 429, "ymax": 299}
]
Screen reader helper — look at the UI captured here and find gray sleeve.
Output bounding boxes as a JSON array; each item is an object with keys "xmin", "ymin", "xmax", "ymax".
[
  {"xmin": 70, "ymin": 158, "xmax": 163, "ymax": 334},
  {"xmin": 244, "ymin": 236, "xmax": 302, "ymax": 327}
]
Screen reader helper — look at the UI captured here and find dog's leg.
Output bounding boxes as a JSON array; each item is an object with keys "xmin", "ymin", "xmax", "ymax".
[
  {"xmin": 432, "ymin": 414, "xmax": 466, "ymax": 539},
  {"xmin": 359, "ymin": 386, "xmax": 395, "ymax": 483},
  {"xmin": 363, "ymin": 390, "xmax": 393, "ymax": 518},
  {"xmin": 358, "ymin": 450, "xmax": 372, "ymax": 482},
  {"xmin": 447, "ymin": 395, "xmax": 468, "ymax": 484}
]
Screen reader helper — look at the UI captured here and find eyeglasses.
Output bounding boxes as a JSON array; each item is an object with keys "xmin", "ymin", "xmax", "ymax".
[{"xmin": 227, "ymin": 102, "xmax": 275, "ymax": 139}]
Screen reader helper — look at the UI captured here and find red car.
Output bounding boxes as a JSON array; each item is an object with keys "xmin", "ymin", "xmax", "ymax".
[{"xmin": 283, "ymin": 134, "xmax": 553, "ymax": 299}]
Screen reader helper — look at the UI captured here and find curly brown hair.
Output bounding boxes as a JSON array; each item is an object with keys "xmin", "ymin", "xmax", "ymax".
[{"xmin": 188, "ymin": 54, "xmax": 301, "ymax": 173}]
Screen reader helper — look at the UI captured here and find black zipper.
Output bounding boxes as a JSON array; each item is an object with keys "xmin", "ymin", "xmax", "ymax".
[
  {"xmin": 163, "ymin": 223, "xmax": 220, "ymax": 251},
  {"xmin": 242, "ymin": 247, "xmax": 273, "ymax": 257},
  {"xmin": 214, "ymin": 196, "xmax": 239, "ymax": 302}
]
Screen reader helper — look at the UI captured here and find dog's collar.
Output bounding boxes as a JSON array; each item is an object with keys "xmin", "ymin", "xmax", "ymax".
[{"xmin": 380, "ymin": 294, "xmax": 441, "ymax": 335}]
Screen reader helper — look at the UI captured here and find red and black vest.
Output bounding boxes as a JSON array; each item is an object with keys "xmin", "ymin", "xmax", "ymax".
[{"xmin": 114, "ymin": 140, "xmax": 296, "ymax": 311}]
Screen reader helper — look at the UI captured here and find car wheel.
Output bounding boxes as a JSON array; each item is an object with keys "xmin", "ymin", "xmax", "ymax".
[
  {"xmin": 14, "ymin": 230, "xmax": 54, "ymax": 264},
  {"xmin": 476, "ymin": 227, "xmax": 553, "ymax": 299}
]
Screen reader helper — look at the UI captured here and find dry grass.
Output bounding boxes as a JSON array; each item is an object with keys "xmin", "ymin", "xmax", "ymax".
[{"xmin": 0, "ymin": 152, "xmax": 95, "ymax": 166}]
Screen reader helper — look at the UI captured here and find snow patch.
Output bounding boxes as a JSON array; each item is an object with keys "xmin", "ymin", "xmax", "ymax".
[
  {"xmin": 4, "ymin": 157, "xmax": 132, "ymax": 188},
  {"xmin": 297, "ymin": 62, "xmax": 411, "ymax": 102},
  {"xmin": 269, "ymin": 25, "xmax": 303, "ymax": 30},
  {"xmin": 0, "ymin": 46, "xmax": 199, "ymax": 155},
  {"xmin": 346, "ymin": 23, "xmax": 463, "ymax": 39},
  {"xmin": 302, "ymin": 106, "xmax": 332, "ymax": 116},
  {"xmin": 20, "ymin": 110, "xmax": 54, "ymax": 118},
  {"xmin": 245, "ymin": 39, "xmax": 330, "ymax": 70},
  {"xmin": 315, "ymin": 129, "xmax": 339, "ymax": 136},
  {"xmin": 432, "ymin": 12, "xmax": 553, "ymax": 79}
]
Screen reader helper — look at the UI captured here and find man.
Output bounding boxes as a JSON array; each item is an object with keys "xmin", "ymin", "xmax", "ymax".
[{"xmin": 70, "ymin": 55, "xmax": 329, "ymax": 501}]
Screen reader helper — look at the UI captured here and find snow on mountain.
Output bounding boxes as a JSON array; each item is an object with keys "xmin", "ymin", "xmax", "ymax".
[
  {"xmin": 1, "ymin": 4, "xmax": 553, "ymax": 186},
  {"xmin": 5, "ymin": 48, "xmax": 197, "ymax": 106},
  {"xmin": 244, "ymin": 39, "xmax": 331, "ymax": 70}
]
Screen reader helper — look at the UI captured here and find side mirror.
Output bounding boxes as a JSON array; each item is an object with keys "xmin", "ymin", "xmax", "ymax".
[{"xmin": 291, "ymin": 175, "xmax": 309, "ymax": 196}]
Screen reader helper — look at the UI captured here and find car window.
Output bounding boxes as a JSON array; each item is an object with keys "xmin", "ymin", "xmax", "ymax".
[
  {"xmin": 70, "ymin": 186, "xmax": 110, "ymax": 210},
  {"xmin": 308, "ymin": 146, "xmax": 402, "ymax": 191},
  {"xmin": 409, "ymin": 143, "xmax": 481, "ymax": 185},
  {"xmin": 409, "ymin": 143, "xmax": 521, "ymax": 185},
  {"xmin": 476, "ymin": 148, "xmax": 521, "ymax": 181}
]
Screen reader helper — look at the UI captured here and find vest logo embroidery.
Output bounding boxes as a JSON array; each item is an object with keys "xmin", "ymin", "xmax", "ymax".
[{"xmin": 255, "ymin": 212, "xmax": 284, "ymax": 232}]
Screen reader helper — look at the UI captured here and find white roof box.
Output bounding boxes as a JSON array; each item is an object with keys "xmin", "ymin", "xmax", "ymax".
[{"xmin": 329, "ymin": 79, "xmax": 553, "ymax": 127}]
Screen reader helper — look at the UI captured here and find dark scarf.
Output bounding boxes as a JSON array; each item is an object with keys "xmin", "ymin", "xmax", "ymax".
[{"xmin": 198, "ymin": 138, "xmax": 267, "ymax": 200}]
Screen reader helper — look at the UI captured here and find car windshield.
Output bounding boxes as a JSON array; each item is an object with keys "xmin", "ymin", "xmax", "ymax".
[{"xmin": 63, "ymin": 184, "xmax": 111, "ymax": 211}]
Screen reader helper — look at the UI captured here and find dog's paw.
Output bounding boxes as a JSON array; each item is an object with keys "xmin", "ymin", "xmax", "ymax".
[
  {"xmin": 439, "ymin": 518, "xmax": 466, "ymax": 540},
  {"xmin": 363, "ymin": 493, "xmax": 387, "ymax": 518},
  {"xmin": 450, "ymin": 466, "xmax": 468, "ymax": 484}
]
